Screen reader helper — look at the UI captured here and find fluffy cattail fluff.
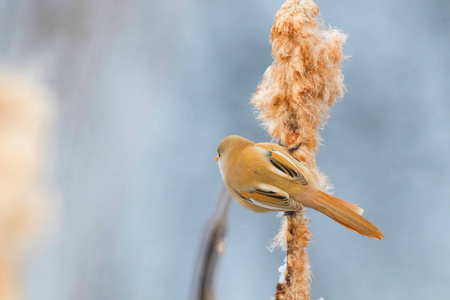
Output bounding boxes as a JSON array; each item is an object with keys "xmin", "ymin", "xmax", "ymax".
[
  {"xmin": 250, "ymin": 0, "xmax": 346, "ymax": 299},
  {"xmin": 0, "ymin": 73, "xmax": 53, "ymax": 300}
]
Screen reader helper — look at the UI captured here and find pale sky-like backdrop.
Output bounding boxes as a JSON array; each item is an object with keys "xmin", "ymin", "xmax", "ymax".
[{"xmin": 1, "ymin": 0, "xmax": 449, "ymax": 299}]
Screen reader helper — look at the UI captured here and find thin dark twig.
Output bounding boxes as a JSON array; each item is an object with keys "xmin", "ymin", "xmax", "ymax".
[{"xmin": 190, "ymin": 186, "xmax": 231, "ymax": 300}]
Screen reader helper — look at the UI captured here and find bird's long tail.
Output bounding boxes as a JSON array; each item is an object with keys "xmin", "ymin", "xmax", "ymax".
[{"xmin": 304, "ymin": 190, "xmax": 383, "ymax": 239}]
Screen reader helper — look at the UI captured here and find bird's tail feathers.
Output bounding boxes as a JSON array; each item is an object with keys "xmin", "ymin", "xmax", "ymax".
[{"xmin": 305, "ymin": 190, "xmax": 383, "ymax": 240}]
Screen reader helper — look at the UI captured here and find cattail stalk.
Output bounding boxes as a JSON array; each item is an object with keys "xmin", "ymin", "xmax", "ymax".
[
  {"xmin": 250, "ymin": 0, "xmax": 346, "ymax": 298},
  {"xmin": 0, "ymin": 74, "xmax": 52, "ymax": 300}
]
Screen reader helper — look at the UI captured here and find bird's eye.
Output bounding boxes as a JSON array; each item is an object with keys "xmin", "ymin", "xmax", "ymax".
[{"xmin": 218, "ymin": 154, "xmax": 221, "ymax": 157}]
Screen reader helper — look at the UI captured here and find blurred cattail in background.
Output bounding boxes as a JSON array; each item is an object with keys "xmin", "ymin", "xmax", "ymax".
[
  {"xmin": 0, "ymin": 73, "xmax": 53, "ymax": 300},
  {"xmin": 251, "ymin": 0, "xmax": 346, "ymax": 298}
]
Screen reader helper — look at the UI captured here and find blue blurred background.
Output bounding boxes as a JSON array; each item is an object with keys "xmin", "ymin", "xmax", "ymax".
[{"xmin": 1, "ymin": 0, "xmax": 449, "ymax": 299}]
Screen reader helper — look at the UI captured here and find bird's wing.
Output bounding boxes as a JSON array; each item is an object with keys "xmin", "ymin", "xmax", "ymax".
[
  {"xmin": 256, "ymin": 144, "xmax": 308, "ymax": 185},
  {"xmin": 235, "ymin": 184, "xmax": 303, "ymax": 211}
]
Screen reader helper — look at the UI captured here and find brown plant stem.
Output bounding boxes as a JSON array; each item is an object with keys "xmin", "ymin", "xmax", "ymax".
[
  {"xmin": 275, "ymin": 211, "xmax": 311, "ymax": 300},
  {"xmin": 191, "ymin": 187, "xmax": 231, "ymax": 300}
]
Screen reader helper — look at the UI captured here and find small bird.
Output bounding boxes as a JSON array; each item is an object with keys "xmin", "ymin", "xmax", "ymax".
[{"xmin": 215, "ymin": 135, "xmax": 383, "ymax": 239}]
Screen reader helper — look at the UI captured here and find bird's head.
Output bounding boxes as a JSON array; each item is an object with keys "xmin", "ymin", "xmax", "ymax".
[{"xmin": 215, "ymin": 135, "xmax": 252, "ymax": 167}]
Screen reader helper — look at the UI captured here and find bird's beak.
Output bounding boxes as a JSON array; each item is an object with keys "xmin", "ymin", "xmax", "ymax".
[{"xmin": 214, "ymin": 156, "xmax": 218, "ymax": 162}]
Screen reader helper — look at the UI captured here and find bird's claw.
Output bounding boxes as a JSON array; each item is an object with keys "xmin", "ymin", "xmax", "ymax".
[
  {"xmin": 278, "ymin": 141, "xmax": 302, "ymax": 153},
  {"xmin": 287, "ymin": 142, "xmax": 302, "ymax": 153}
]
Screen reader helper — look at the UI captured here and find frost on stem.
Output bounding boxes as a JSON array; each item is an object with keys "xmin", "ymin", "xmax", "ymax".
[
  {"xmin": 0, "ymin": 73, "xmax": 53, "ymax": 300},
  {"xmin": 250, "ymin": 0, "xmax": 346, "ymax": 299}
]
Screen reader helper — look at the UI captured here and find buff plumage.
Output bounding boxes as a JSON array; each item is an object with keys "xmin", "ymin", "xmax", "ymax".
[{"xmin": 215, "ymin": 135, "xmax": 383, "ymax": 239}]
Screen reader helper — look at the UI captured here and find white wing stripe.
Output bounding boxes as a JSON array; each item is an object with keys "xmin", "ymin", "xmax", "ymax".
[
  {"xmin": 272, "ymin": 149, "xmax": 298, "ymax": 168},
  {"xmin": 249, "ymin": 198, "xmax": 284, "ymax": 211}
]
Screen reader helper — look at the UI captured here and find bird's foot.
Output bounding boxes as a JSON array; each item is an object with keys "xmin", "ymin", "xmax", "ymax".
[
  {"xmin": 286, "ymin": 142, "xmax": 302, "ymax": 153},
  {"xmin": 279, "ymin": 141, "xmax": 302, "ymax": 152},
  {"xmin": 284, "ymin": 211, "xmax": 295, "ymax": 217}
]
